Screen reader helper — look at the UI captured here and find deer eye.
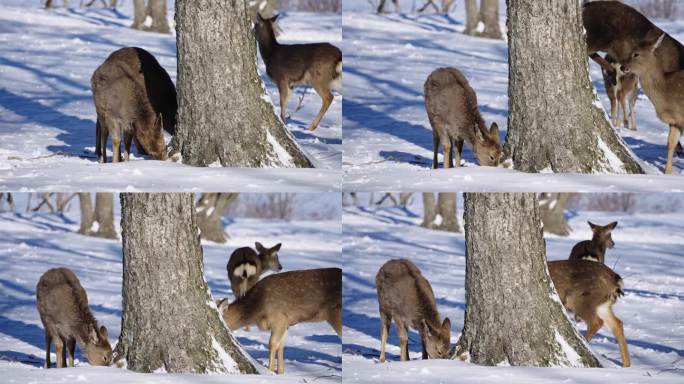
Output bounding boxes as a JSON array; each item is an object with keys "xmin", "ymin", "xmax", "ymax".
[{"xmin": 633, "ymin": 52, "xmax": 640, "ymax": 58}]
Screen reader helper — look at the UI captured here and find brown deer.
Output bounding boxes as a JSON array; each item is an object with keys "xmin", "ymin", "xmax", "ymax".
[
  {"xmin": 255, "ymin": 14, "xmax": 342, "ymax": 132},
  {"xmin": 218, "ymin": 268, "xmax": 341, "ymax": 374},
  {"xmin": 548, "ymin": 260, "xmax": 630, "ymax": 367},
  {"xmin": 622, "ymin": 34, "xmax": 684, "ymax": 174},
  {"xmin": 227, "ymin": 242, "xmax": 283, "ymax": 299},
  {"xmin": 569, "ymin": 221, "xmax": 618, "ymax": 264},
  {"xmin": 36, "ymin": 268, "xmax": 112, "ymax": 368},
  {"xmin": 424, "ymin": 67, "xmax": 501, "ymax": 169},
  {"xmin": 92, "ymin": 47, "xmax": 177, "ymax": 163},
  {"xmin": 376, "ymin": 259, "xmax": 451, "ymax": 362},
  {"xmin": 601, "ymin": 54, "xmax": 639, "ymax": 130}
]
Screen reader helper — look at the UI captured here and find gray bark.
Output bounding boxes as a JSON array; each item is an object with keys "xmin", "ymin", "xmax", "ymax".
[
  {"xmin": 455, "ymin": 193, "xmax": 600, "ymax": 367},
  {"xmin": 539, "ymin": 193, "xmax": 572, "ymax": 236},
  {"xmin": 172, "ymin": 0, "xmax": 312, "ymax": 168},
  {"xmin": 505, "ymin": 0, "xmax": 643, "ymax": 174},
  {"xmin": 196, "ymin": 193, "xmax": 238, "ymax": 244},
  {"xmin": 479, "ymin": 0, "xmax": 502, "ymax": 39},
  {"xmin": 94, "ymin": 193, "xmax": 117, "ymax": 239},
  {"xmin": 78, "ymin": 193, "xmax": 94, "ymax": 235},
  {"xmin": 114, "ymin": 193, "xmax": 257, "ymax": 374},
  {"xmin": 464, "ymin": 0, "xmax": 479, "ymax": 35}
]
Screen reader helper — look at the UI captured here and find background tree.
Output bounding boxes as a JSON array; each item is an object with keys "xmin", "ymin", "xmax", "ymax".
[
  {"xmin": 114, "ymin": 193, "xmax": 257, "ymax": 373},
  {"xmin": 131, "ymin": 0, "xmax": 170, "ymax": 33},
  {"xmin": 505, "ymin": 0, "xmax": 642, "ymax": 174},
  {"xmin": 172, "ymin": 0, "xmax": 312, "ymax": 168},
  {"xmin": 196, "ymin": 193, "xmax": 238, "ymax": 243},
  {"xmin": 77, "ymin": 193, "xmax": 118, "ymax": 239},
  {"xmin": 539, "ymin": 193, "xmax": 572, "ymax": 236},
  {"xmin": 454, "ymin": 193, "xmax": 600, "ymax": 367},
  {"xmin": 421, "ymin": 192, "xmax": 461, "ymax": 232}
]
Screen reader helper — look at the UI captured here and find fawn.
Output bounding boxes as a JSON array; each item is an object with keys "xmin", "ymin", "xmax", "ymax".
[
  {"xmin": 218, "ymin": 267, "xmax": 342, "ymax": 374},
  {"xmin": 424, "ymin": 67, "xmax": 501, "ymax": 169},
  {"xmin": 255, "ymin": 14, "xmax": 342, "ymax": 132},
  {"xmin": 36, "ymin": 268, "xmax": 112, "ymax": 368},
  {"xmin": 92, "ymin": 47, "xmax": 176, "ymax": 163},
  {"xmin": 548, "ymin": 260, "xmax": 630, "ymax": 367},
  {"xmin": 569, "ymin": 221, "xmax": 617, "ymax": 264},
  {"xmin": 622, "ymin": 34, "xmax": 684, "ymax": 174},
  {"xmin": 599, "ymin": 55, "xmax": 638, "ymax": 130},
  {"xmin": 376, "ymin": 259, "xmax": 451, "ymax": 362},
  {"xmin": 227, "ymin": 242, "xmax": 282, "ymax": 298}
]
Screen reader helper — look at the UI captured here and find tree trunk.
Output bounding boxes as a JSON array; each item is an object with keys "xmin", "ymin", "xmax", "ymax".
[
  {"xmin": 455, "ymin": 193, "xmax": 600, "ymax": 367},
  {"xmin": 398, "ymin": 193, "xmax": 413, "ymax": 207},
  {"xmin": 114, "ymin": 193, "xmax": 258, "ymax": 374},
  {"xmin": 505, "ymin": 0, "xmax": 642, "ymax": 174},
  {"xmin": 421, "ymin": 193, "xmax": 437, "ymax": 229},
  {"xmin": 539, "ymin": 193, "xmax": 572, "ymax": 236},
  {"xmin": 478, "ymin": 0, "xmax": 502, "ymax": 39},
  {"xmin": 146, "ymin": 0, "xmax": 170, "ymax": 33},
  {"xmin": 196, "ymin": 193, "xmax": 238, "ymax": 243},
  {"xmin": 94, "ymin": 193, "xmax": 117, "ymax": 239},
  {"xmin": 464, "ymin": 0, "xmax": 479, "ymax": 35},
  {"xmin": 131, "ymin": 0, "xmax": 146, "ymax": 30},
  {"xmin": 436, "ymin": 192, "xmax": 461, "ymax": 232},
  {"xmin": 172, "ymin": 0, "xmax": 312, "ymax": 168},
  {"xmin": 78, "ymin": 193, "xmax": 94, "ymax": 235}
]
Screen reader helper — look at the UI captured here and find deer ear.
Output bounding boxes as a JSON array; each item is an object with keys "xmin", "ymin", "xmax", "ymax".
[
  {"xmin": 588, "ymin": 221, "xmax": 597, "ymax": 230},
  {"xmin": 271, "ymin": 13, "xmax": 280, "ymax": 22},
  {"xmin": 99, "ymin": 326, "xmax": 108, "ymax": 340},
  {"xmin": 652, "ymin": 33, "xmax": 666, "ymax": 52},
  {"xmin": 606, "ymin": 221, "xmax": 618, "ymax": 231},
  {"xmin": 442, "ymin": 317, "xmax": 451, "ymax": 331},
  {"xmin": 90, "ymin": 328, "xmax": 99, "ymax": 343},
  {"xmin": 256, "ymin": 13, "xmax": 264, "ymax": 22},
  {"xmin": 255, "ymin": 242, "xmax": 265, "ymax": 253},
  {"xmin": 273, "ymin": 243, "xmax": 282, "ymax": 251},
  {"xmin": 489, "ymin": 122, "xmax": 500, "ymax": 143},
  {"xmin": 422, "ymin": 319, "xmax": 432, "ymax": 336}
]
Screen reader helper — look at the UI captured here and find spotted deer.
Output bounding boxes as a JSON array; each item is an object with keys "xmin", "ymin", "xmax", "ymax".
[
  {"xmin": 218, "ymin": 268, "xmax": 342, "ymax": 374},
  {"xmin": 226, "ymin": 242, "xmax": 283, "ymax": 299},
  {"xmin": 548, "ymin": 260, "xmax": 630, "ymax": 367},
  {"xmin": 569, "ymin": 221, "xmax": 618, "ymax": 264},
  {"xmin": 255, "ymin": 14, "xmax": 342, "ymax": 132},
  {"xmin": 376, "ymin": 259, "xmax": 451, "ymax": 362},
  {"xmin": 92, "ymin": 47, "xmax": 177, "ymax": 163},
  {"xmin": 36, "ymin": 268, "xmax": 112, "ymax": 368},
  {"xmin": 424, "ymin": 67, "xmax": 501, "ymax": 169},
  {"xmin": 600, "ymin": 55, "xmax": 638, "ymax": 130}
]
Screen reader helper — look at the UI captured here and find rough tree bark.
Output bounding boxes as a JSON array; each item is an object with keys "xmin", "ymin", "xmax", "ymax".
[
  {"xmin": 93, "ymin": 193, "xmax": 117, "ymax": 239},
  {"xmin": 196, "ymin": 193, "xmax": 238, "ymax": 244},
  {"xmin": 172, "ymin": 0, "xmax": 312, "ymax": 168},
  {"xmin": 539, "ymin": 193, "xmax": 572, "ymax": 236},
  {"xmin": 505, "ymin": 0, "xmax": 643, "ymax": 174},
  {"xmin": 114, "ymin": 193, "xmax": 257, "ymax": 374},
  {"xmin": 454, "ymin": 193, "xmax": 600, "ymax": 367},
  {"xmin": 421, "ymin": 193, "xmax": 461, "ymax": 232},
  {"xmin": 78, "ymin": 193, "xmax": 94, "ymax": 235}
]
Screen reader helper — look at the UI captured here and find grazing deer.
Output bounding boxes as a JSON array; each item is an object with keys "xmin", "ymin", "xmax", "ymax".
[
  {"xmin": 36, "ymin": 268, "xmax": 112, "ymax": 368},
  {"xmin": 548, "ymin": 260, "xmax": 630, "ymax": 367},
  {"xmin": 569, "ymin": 221, "xmax": 617, "ymax": 264},
  {"xmin": 622, "ymin": 34, "xmax": 684, "ymax": 174},
  {"xmin": 600, "ymin": 55, "xmax": 638, "ymax": 130},
  {"xmin": 227, "ymin": 242, "xmax": 283, "ymax": 299},
  {"xmin": 218, "ymin": 268, "xmax": 342, "ymax": 374},
  {"xmin": 376, "ymin": 259, "xmax": 451, "ymax": 362},
  {"xmin": 92, "ymin": 47, "xmax": 177, "ymax": 163},
  {"xmin": 255, "ymin": 14, "xmax": 342, "ymax": 132},
  {"xmin": 424, "ymin": 67, "xmax": 501, "ymax": 169}
]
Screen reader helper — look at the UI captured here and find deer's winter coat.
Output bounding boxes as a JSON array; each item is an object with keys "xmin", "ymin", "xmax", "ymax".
[{"xmin": 569, "ymin": 221, "xmax": 617, "ymax": 264}]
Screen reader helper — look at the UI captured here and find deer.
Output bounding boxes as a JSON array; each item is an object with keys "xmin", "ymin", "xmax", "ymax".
[
  {"xmin": 227, "ymin": 242, "xmax": 283, "ymax": 299},
  {"xmin": 424, "ymin": 67, "xmax": 501, "ymax": 169},
  {"xmin": 255, "ymin": 13, "xmax": 342, "ymax": 132},
  {"xmin": 548, "ymin": 260, "xmax": 630, "ymax": 367},
  {"xmin": 601, "ymin": 54, "xmax": 639, "ymax": 130},
  {"xmin": 36, "ymin": 268, "xmax": 112, "ymax": 368},
  {"xmin": 569, "ymin": 221, "xmax": 618, "ymax": 264},
  {"xmin": 621, "ymin": 34, "xmax": 684, "ymax": 174},
  {"xmin": 376, "ymin": 259, "xmax": 451, "ymax": 362},
  {"xmin": 218, "ymin": 267, "xmax": 341, "ymax": 374},
  {"xmin": 91, "ymin": 47, "xmax": 177, "ymax": 163}
]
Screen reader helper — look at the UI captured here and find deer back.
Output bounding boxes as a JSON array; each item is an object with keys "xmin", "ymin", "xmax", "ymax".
[{"xmin": 548, "ymin": 260, "xmax": 624, "ymax": 312}]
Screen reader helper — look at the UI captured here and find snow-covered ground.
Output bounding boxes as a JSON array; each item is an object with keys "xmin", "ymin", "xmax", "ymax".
[
  {"xmin": 342, "ymin": 198, "xmax": 684, "ymax": 383},
  {"xmin": 0, "ymin": 197, "xmax": 342, "ymax": 383},
  {"xmin": 0, "ymin": 1, "xmax": 341, "ymax": 191},
  {"xmin": 342, "ymin": 1, "xmax": 684, "ymax": 190}
]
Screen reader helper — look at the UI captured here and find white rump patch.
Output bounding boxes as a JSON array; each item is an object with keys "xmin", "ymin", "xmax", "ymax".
[
  {"xmin": 331, "ymin": 62, "xmax": 342, "ymax": 92},
  {"xmin": 596, "ymin": 301, "xmax": 612, "ymax": 322},
  {"xmin": 233, "ymin": 263, "xmax": 257, "ymax": 278}
]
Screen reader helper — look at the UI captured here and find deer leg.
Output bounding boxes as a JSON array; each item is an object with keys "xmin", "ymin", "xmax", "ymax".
[
  {"xmin": 54, "ymin": 337, "xmax": 64, "ymax": 368},
  {"xmin": 610, "ymin": 96, "xmax": 618, "ymax": 128},
  {"xmin": 327, "ymin": 308, "xmax": 342, "ymax": 338},
  {"xmin": 432, "ymin": 131, "xmax": 439, "ymax": 169},
  {"xmin": 268, "ymin": 325, "xmax": 286, "ymax": 373},
  {"xmin": 124, "ymin": 132, "xmax": 133, "ymax": 162},
  {"xmin": 447, "ymin": 138, "xmax": 455, "ymax": 168},
  {"xmin": 67, "ymin": 337, "xmax": 76, "ymax": 367},
  {"xmin": 379, "ymin": 314, "xmax": 390, "ymax": 363},
  {"xmin": 454, "ymin": 138, "xmax": 464, "ymax": 168},
  {"xmin": 441, "ymin": 136, "xmax": 452, "ymax": 170},
  {"xmin": 277, "ymin": 329, "xmax": 288, "ymax": 375},
  {"xmin": 278, "ymin": 84, "xmax": 291, "ymax": 123},
  {"xmin": 583, "ymin": 314, "xmax": 604, "ymax": 342},
  {"xmin": 620, "ymin": 94, "xmax": 629, "ymax": 129},
  {"xmin": 629, "ymin": 91, "xmax": 637, "ymax": 130},
  {"xmin": 95, "ymin": 118, "xmax": 101, "ymax": 159},
  {"xmin": 421, "ymin": 338, "xmax": 428, "ymax": 360},
  {"xmin": 597, "ymin": 303, "xmax": 631, "ymax": 367},
  {"xmin": 309, "ymin": 89, "xmax": 333, "ymax": 132},
  {"xmin": 395, "ymin": 319, "xmax": 409, "ymax": 361},
  {"xmin": 44, "ymin": 331, "xmax": 51, "ymax": 368},
  {"xmin": 99, "ymin": 117, "xmax": 109, "ymax": 163},
  {"xmin": 664, "ymin": 125, "xmax": 680, "ymax": 174}
]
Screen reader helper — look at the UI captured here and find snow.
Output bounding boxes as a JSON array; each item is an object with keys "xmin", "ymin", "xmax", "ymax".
[
  {"xmin": 342, "ymin": 198, "xmax": 683, "ymax": 383},
  {"xmin": 342, "ymin": 2, "xmax": 684, "ymax": 190},
  {"xmin": 0, "ymin": 2, "xmax": 341, "ymax": 191},
  {"xmin": 0, "ymin": 199, "xmax": 341, "ymax": 383},
  {"xmin": 210, "ymin": 336, "xmax": 238, "ymax": 374}
]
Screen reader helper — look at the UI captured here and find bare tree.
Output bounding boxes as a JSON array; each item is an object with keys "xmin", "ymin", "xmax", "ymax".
[
  {"xmin": 455, "ymin": 193, "xmax": 600, "ymax": 366},
  {"xmin": 505, "ymin": 0, "xmax": 643, "ymax": 174},
  {"xmin": 539, "ymin": 193, "xmax": 572, "ymax": 236},
  {"xmin": 172, "ymin": 0, "xmax": 312, "ymax": 168},
  {"xmin": 196, "ymin": 193, "xmax": 238, "ymax": 243},
  {"xmin": 421, "ymin": 193, "xmax": 461, "ymax": 232},
  {"xmin": 132, "ymin": 0, "xmax": 170, "ymax": 33},
  {"xmin": 114, "ymin": 193, "xmax": 257, "ymax": 373}
]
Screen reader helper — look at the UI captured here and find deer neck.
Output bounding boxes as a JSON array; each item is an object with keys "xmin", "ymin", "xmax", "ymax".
[
  {"xmin": 257, "ymin": 26, "xmax": 279, "ymax": 62},
  {"xmin": 590, "ymin": 236, "xmax": 607, "ymax": 257},
  {"xmin": 224, "ymin": 301, "xmax": 250, "ymax": 330},
  {"xmin": 638, "ymin": 61, "xmax": 668, "ymax": 105},
  {"xmin": 414, "ymin": 279, "xmax": 440, "ymax": 326}
]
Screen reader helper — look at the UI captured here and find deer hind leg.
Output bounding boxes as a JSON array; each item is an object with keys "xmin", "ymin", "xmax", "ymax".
[
  {"xmin": 327, "ymin": 307, "xmax": 342, "ymax": 338},
  {"xmin": 95, "ymin": 118, "xmax": 101, "ymax": 159},
  {"xmin": 310, "ymin": 85, "xmax": 334, "ymax": 132},
  {"xmin": 98, "ymin": 116, "xmax": 110, "ymax": 163},
  {"xmin": 278, "ymin": 83, "xmax": 291, "ymax": 123},
  {"xmin": 432, "ymin": 131, "xmax": 440, "ymax": 169},
  {"xmin": 619, "ymin": 92, "xmax": 629, "ymax": 129},
  {"xmin": 54, "ymin": 336, "xmax": 64, "ymax": 368},
  {"xmin": 379, "ymin": 313, "xmax": 391, "ymax": 362},
  {"xmin": 629, "ymin": 90, "xmax": 637, "ymax": 130},
  {"xmin": 609, "ymin": 94, "xmax": 618, "ymax": 128},
  {"xmin": 268, "ymin": 324, "xmax": 287, "ymax": 374},
  {"xmin": 66, "ymin": 337, "xmax": 76, "ymax": 367},
  {"xmin": 124, "ymin": 131, "xmax": 133, "ymax": 162},
  {"xmin": 664, "ymin": 125, "xmax": 681, "ymax": 174},
  {"xmin": 581, "ymin": 311, "xmax": 604, "ymax": 342},
  {"xmin": 596, "ymin": 301, "xmax": 631, "ymax": 367},
  {"xmin": 44, "ymin": 330, "xmax": 52, "ymax": 368},
  {"xmin": 395, "ymin": 319, "xmax": 409, "ymax": 361},
  {"xmin": 277, "ymin": 329, "xmax": 288, "ymax": 375},
  {"xmin": 454, "ymin": 138, "xmax": 464, "ymax": 168}
]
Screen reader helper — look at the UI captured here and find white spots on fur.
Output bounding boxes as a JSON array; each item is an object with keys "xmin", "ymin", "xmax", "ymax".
[{"xmin": 596, "ymin": 301, "xmax": 612, "ymax": 322}]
